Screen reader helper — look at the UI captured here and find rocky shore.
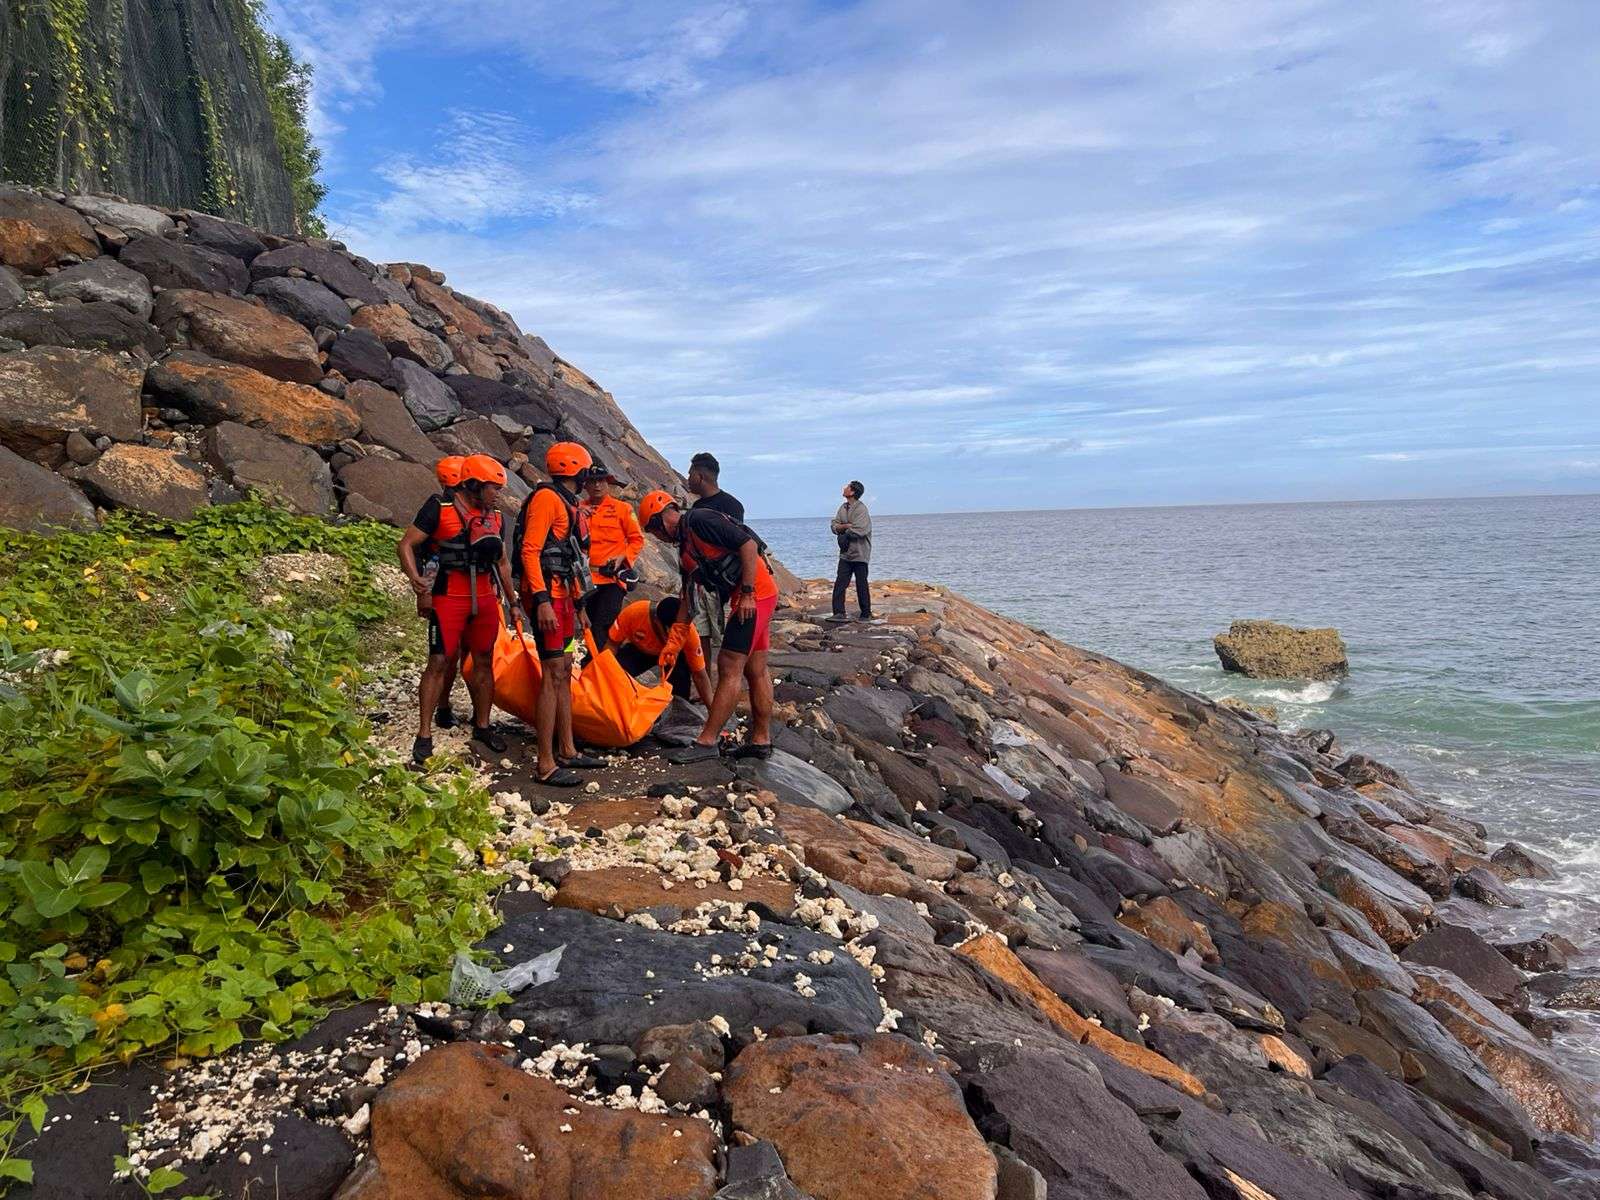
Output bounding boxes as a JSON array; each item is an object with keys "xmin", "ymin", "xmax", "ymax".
[{"xmin": 3, "ymin": 188, "xmax": 1599, "ymax": 1199}]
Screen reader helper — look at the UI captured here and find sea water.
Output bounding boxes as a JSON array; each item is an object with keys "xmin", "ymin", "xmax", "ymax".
[{"xmin": 763, "ymin": 494, "xmax": 1600, "ymax": 1077}]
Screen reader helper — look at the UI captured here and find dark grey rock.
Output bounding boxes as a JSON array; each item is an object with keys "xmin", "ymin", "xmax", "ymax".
[
  {"xmin": 327, "ymin": 327, "xmax": 394, "ymax": 385},
  {"xmin": 40, "ymin": 257, "xmax": 153, "ymax": 318},
  {"xmin": 443, "ymin": 373, "xmax": 562, "ymax": 432},
  {"xmin": 249, "ymin": 244, "xmax": 384, "ymax": 303},
  {"xmin": 392, "ymin": 357, "xmax": 461, "ymax": 432},
  {"xmin": 1400, "ymin": 924, "xmax": 1523, "ymax": 1006},
  {"xmin": 250, "ymin": 275, "xmax": 351, "ymax": 332},
  {"xmin": 204, "ymin": 421, "xmax": 335, "ymax": 515},
  {"xmin": 491, "ymin": 905, "xmax": 881, "ymax": 1045},
  {"xmin": 0, "ymin": 444, "xmax": 96, "ymax": 533},
  {"xmin": 117, "ymin": 233, "xmax": 249, "ymax": 294}
]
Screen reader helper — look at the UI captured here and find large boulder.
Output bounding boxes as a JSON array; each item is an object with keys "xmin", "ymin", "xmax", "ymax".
[
  {"xmin": 81, "ymin": 444, "xmax": 209, "ymax": 521},
  {"xmin": 347, "ymin": 380, "xmax": 440, "ymax": 464},
  {"xmin": 326, "ymin": 327, "xmax": 394, "ymax": 385},
  {"xmin": 147, "ymin": 352, "xmax": 359, "ymax": 445},
  {"xmin": 180, "ymin": 210, "xmax": 267, "ymax": 261},
  {"xmin": 249, "ymin": 275, "xmax": 352, "ymax": 333},
  {"xmin": 351, "ymin": 303, "xmax": 450, "ymax": 371},
  {"xmin": 443, "ymin": 373, "xmax": 561, "ymax": 432},
  {"xmin": 338, "ymin": 1041, "xmax": 719, "ymax": 1200},
  {"xmin": 1400, "ymin": 924, "xmax": 1523, "ymax": 1006},
  {"xmin": 40, "ymin": 257, "xmax": 154, "ymax": 318},
  {"xmin": 117, "ymin": 234, "xmax": 249, "ymax": 295},
  {"xmin": 337, "ymin": 457, "xmax": 440, "ymax": 525},
  {"xmin": 0, "ymin": 301, "xmax": 164, "ymax": 355},
  {"xmin": 1214, "ymin": 620, "xmax": 1348, "ymax": 680},
  {"xmin": 0, "ymin": 346, "xmax": 143, "ymax": 450},
  {"xmin": 204, "ymin": 422, "xmax": 336, "ymax": 515},
  {"xmin": 0, "ymin": 444, "xmax": 96, "ymax": 533},
  {"xmin": 153, "ymin": 290, "xmax": 323, "ymax": 384},
  {"xmin": 392, "ymin": 358, "xmax": 462, "ymax": 431},
  {"xmin": 65, "ymin": 195, "xmax": 175, "ymax": 238},
  {"xmin": 724, "ymin": 1034, "xmax": 996, "ymax": 1200},
  {"xmin": 248, "ymin": 244, "xmax": 384, "ymax": 304},
  {"xmin": 0, "ymin": 189, "xmax": 99, "ymax": 271}
]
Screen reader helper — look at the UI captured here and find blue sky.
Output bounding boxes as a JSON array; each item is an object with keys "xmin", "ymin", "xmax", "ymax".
[{"xmin": 265, "ymin": 0, "xmax": 1600, "ymax": 517}]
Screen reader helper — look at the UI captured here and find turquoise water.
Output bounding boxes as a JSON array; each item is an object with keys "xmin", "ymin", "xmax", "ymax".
[{"xmin": 764, "ymin": 494, "xmax": 1600, "ymax": 992}]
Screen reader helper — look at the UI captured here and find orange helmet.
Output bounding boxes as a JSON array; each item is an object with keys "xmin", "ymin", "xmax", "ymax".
[
  {"xmin": 434, "ymin": 455, "xmax": 466, "ymax": 489},
  {"xmin": 545, "ymin": 441, "xmax": 593, "ymax": 479},
  {"xmin": 462, "ymin": 454, "xmax": 507, "ymax": 487},
  {"xmin": 638, "ymin": 489, "xmax": 678, "ymax": 532}
]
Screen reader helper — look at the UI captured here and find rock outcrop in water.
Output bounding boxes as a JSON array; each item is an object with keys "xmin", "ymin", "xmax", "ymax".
[
  {"xmin": 6, "ymin": 195, "xmax": 1600, "ymax": 1200},
  {"xmin": 1214, "ymin": 619, "xmax": 1349, "ymax": 679}
]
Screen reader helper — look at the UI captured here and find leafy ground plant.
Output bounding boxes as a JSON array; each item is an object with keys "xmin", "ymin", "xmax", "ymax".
[{"xmin": 0, "ymin": 504, "xmax": 499, "ymax": 1181}]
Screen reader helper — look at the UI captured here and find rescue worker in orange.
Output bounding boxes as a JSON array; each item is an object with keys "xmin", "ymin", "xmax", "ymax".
[
  {"xmin": 580, "ymin": 460, "xmax": 644, "ymax": 650},
  {"xmin": 515, "ymin": 442, "xmax": 606, "ymax": 786},
  {"xmin": 638, "ymin": 491, "xmax": 777, "ymax": 763},
  {"xmin": 609, "ymin": 596, "xmax": 714, "ymax": 707},
  {"xmin": 398, "ymin": 454, "xmax": 516, "ymax": 766}
]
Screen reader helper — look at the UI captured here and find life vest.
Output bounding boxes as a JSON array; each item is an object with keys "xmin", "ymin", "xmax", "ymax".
[
  {"xmin": 679, "ymin": 510, "xmax": 770, "ymax": 598},
  {"xmin": 513, "ymin": 481, "xmax": 590, "ymax": 595},
  {"xmin": 430, "ymin": 498, "xmax": 505, "ymax": 613}
]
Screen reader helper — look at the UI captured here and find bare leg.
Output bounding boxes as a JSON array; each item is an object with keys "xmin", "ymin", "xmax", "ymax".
[
  {"xmin": 744, "ymin": 649, "xmax": 773, "ymax": 745},
  {"xmin": 417, "ymin": 655, "xmax": 450, "ymax": 738},
  {"xmin": 536, "ymin": 658, "xmax": 563, "ymax": 777},
  {"xmin": 694, "ymin": 648, "xmax": 749, "ymax": 746},
  {"xmin": 552, "ymin": 656, "xmax": 578, "ymax": 759},
  {"xmin": 465, "ymin": 651, "xmax": 494, "ymax": 727}
]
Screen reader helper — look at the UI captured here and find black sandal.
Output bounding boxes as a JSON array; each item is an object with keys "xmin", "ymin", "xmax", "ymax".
[
  {"xmin": 560, "ymin": 753, "xmax": 607, "ymax": 770},
  {"xmin": 472, "ymin": 726, "xmax": 508, "ymax": 753},
  {"xmin": 536, "ymin": 767, "xmax": 584, "ymax": 788}
]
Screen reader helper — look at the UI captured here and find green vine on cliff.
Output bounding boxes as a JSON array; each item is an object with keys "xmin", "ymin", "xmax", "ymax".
[{"xmin": 235, "ymin": 0, "xmax": 328, "ymax": 237}]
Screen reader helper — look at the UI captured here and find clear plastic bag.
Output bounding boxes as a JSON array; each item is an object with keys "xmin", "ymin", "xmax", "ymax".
[{"xmin": 448, "ymin": 943, "xmax": 565, "ymax": 1006}]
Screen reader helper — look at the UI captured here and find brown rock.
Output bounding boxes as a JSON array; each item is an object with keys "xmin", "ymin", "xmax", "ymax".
[
  {"xmin": 204, "ymin": 422, "xmax": 335, "ymax": 515},
  {"xmin": 552, "ymin": 865, "xmax": 796, "ymax": 920},
  {"xmin": 351, "ymin": 303, "xmax": 451, "ymax": 371},
  {"xmin": 1214, "ymin": 620, "xmax": 1348, "ymax": 680},
  {"xmin": 347, "ymin": 380, "xmax": 440, "ymax": 464},
  {"xmin": 956, "ymin": 932, "xmax": 1205, "ymax": 1097},
  {"xmin": 724, "ymin": 1034, "xmax": 996, "ymax": 1200},
  {"xmin": 340, "ymin": 1041, "xmax": 718, "ymax": 1200},
  {"xmin": 0, "ymin": 444, "xmax": 96, "ymax": 533},
  {"xmin": 149, "ymin": 351, "xmax": 359, "ymax": 445},
  {"xmin": 0, "ymin": 189, "xmax": 99, "ymax": 271},
  {"xmin": 1119, "ymin": 895, "xmax": 1219, "ymax": 962},
  {"xmin": 338, "ymin": 457, "xmax": 439, "ymax": 525},
  {"xmin": 413, "ymin": 277, "xmax": 494, "ymax": 340},
  {"xmin": 0, "ymin": 346, "xmax": 144, "ymax": 451},
  {"xmin": 153, "ymin": 289, "xmax": 322, "ymax": 384},
  {"xmin": 81, "ymin": 444, "xmax": 209, "ymax": 520}
]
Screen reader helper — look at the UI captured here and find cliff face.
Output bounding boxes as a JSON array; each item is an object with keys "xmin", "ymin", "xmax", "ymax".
[{"xmin": 0, "ymin": 0, "xmax": 302, "ymax": 232}]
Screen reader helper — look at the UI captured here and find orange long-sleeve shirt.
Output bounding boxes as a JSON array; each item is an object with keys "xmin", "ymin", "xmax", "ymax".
[
  {"xmin": 586, "ymin": 495, "xmax": 644, "ymax": 586},
  {"xmin": 519, "ymin": 487, "xmax": 574, "ymax": 598}
]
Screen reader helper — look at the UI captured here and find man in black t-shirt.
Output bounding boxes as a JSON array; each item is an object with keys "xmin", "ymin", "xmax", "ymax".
[{"xmin": 685, "ymin": 451, "xmax": 742, "ymax": 670}]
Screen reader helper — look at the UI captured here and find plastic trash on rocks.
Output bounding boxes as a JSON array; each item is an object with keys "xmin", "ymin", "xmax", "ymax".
[{"xmin": 448, "ymin": 943, "xmax": 565, "ymax": 1006}]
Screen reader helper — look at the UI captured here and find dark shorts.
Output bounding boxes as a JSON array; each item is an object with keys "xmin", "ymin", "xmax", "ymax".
[
  {"xmin": 428, "ymin": 594, "xmax": 499, "ymax": 659},
  {"xmin": 531, "ymin": 593, "xmax": 576, "ymax": 660},
  {"xmin": 721, "ymin": 593, "xmax": 776, "ymax": 657}
]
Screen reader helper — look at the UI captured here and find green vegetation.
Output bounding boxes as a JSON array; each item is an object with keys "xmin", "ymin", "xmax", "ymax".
[
  {"xmin": 0, "ymin": 505, "xmax": 499, "ymax": 1178},
  {"xmin": 236, "ymin": 0, "xmax": 328, "ymax": 236}
]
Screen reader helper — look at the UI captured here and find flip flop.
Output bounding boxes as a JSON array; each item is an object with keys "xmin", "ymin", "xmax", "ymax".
[
  {"xmin": 667, "ymin": 742, "xmax": 722, "ymax": 765},
  {"xmin": 560, "ymin": 753, "xmax": 607, "ymax": 770},
  {"xmin": 536, "ymin": 767, "xmax": 584, "ymax": 788}
]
